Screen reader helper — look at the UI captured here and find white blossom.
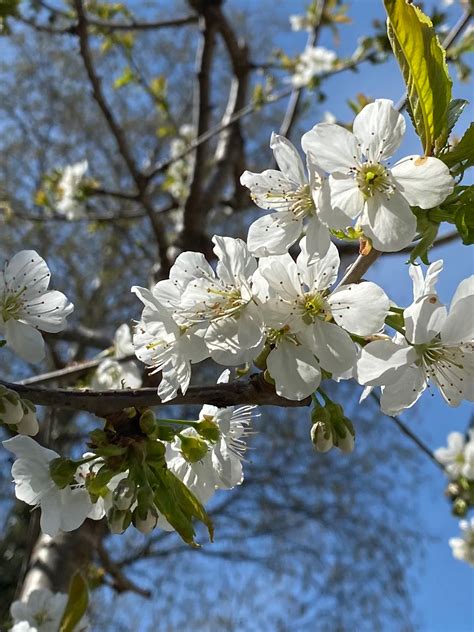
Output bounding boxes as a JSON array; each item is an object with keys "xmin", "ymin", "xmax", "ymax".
[
  {"xmin": 291, "ymin": 46, "xmax": 337, "ymax": 87},
  {"xmin": 289, "ymin": 14, "xmax": 313, "ymax": 31},
  {"xmin": 177, "ymin": 236, "xmax": 266, "ymax": 366},
  {"xmin": 132, "ymin": 279, "xmax": 208, "ymax": 402},
  {"xmin": 357, "ymin": 262, "xmax": 474, "ymax": 414},
  {"xmin": 241, "ymin": 133, "xmax": 332, "ymax": 262},
  {"xmin": 449, "ymin": 518, "xmax": 474, "ymax": 566},
  {"xmin": 92, "ymin": 324, "xmax": 142, "ymax": 390},
  {"xmin": 0, "ymin": 251, "xmax": 73, "ymax": 363},
  {"xmin": 435, "ymin": 430, "xmax": 474, "ymax": 480},
  {"xmin": 10, "ymin": 587, "xmax": 89, "ymax": 632},
  {"xmin": 2, "ymin": 436, "xmax": 103, "ymax": 537},
  {"xmin": 257, "ymin": 238, "xmax": 389, "ymax": 400},
  {"xmin": 302, "ymin": 99, "xmax": 454, "ymax": 251},
  {"xmin": 56, "ymin": 160, "xmax": 88, "ymax": 220}
]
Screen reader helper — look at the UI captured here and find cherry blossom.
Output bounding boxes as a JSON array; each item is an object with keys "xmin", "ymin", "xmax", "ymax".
[
  {"xmin": 435, "ymin": 430, "xmax": 474, "ymax": 481},
  {"xmin": 92, "ymin": 324, "xmax": 142, "ymax": 390},
  {"xmin": 10, "ymin": 587, "xmax": 89, "ymax": 632},
  {"xmin": 256, "ymin": 238, "xmax": 389, "ymax": 399},
  {"xmin": 449, "ymin": 518, "xmax": 474, "ymax": 566},
  {"xmin": 240, "ymin": 133, "xmax": 331, "ymax": 261},
  {"xmin": 291, "ymin": 46, "xmax": 337, "ymax": 87},
  {"xmin": 302, "ymin": 99, "xmax": 454, "ymax": 251},
  {"xmin": 357, "ymin": 264, "xmax": 474, "ymax": 414},
  {"xmin": 56, "ymin": 160, "xmax": 88, "ymax": 220},
  {"xmin": 2, "ymin": 436, "xmax": 103, "ymax": 537},
  {"xmin": 0, "ymin": 251, "xmax": 73, "ymax": 363}
]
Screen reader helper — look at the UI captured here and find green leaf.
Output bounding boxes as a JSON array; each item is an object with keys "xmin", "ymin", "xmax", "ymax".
[
  {"xmin": 113, "ymin": 66, "xmax": 135, "ymax": 90},
  {"xmin": 440, "ymin": 123, "xmax": 474, "ymax": 172},
  {"xmin": 59, "ymin": 572, "xmax": 89, "ymax": 632},
  {"xmin": 384, "ymin": 0, "xmax": 452, "ymax": 155},
  {"xmin": 445, "ymin": 99, "xmax": 468, "ymax": 141}
]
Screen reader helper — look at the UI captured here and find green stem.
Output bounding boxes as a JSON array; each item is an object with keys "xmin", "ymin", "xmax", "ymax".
[{"xmin": 158, "ymin": 418, "xmax": 199, "ymax": 427}]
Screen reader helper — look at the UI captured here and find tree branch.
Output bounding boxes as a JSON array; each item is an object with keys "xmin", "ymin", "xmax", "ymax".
[{"xmin": 2, "ymin": 375, "xmax": 310, "ymax": 416}]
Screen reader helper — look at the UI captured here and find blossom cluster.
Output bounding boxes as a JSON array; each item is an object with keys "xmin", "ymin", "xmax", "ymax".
[
  {"xmin": 9, "ymin": 587, "xmax": 88, "ymax": 632},
  {"xmin": 449, "ymin": 518, "xmax": 474, "ymax": 566}
]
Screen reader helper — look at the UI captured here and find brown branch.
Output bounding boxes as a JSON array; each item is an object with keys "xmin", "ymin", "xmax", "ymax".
[
  {"xmin": 196, "ymin": 7, "xmax": 250, "ymax": 230},
  {"xmin": 178, "ymin": 4, "xmax": 218, "ymax": 249},
  {"xmin": 2, "ymin": 375, "xmax": 310, "ymax": 416},
  {"xmin": 73, "ymin": 0, "xmax": 171, "ymax": 274},
  {"xmin": 97, "ymin": 542, "xmax": 151, "ymax": 598},
  {"xmin": 145, "ymin": 56, "xmax": 373, "ymax": 182}
]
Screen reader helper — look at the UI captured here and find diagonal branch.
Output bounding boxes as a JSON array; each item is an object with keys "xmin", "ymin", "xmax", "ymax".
[{"xmin": 73, "ymin": 0, "xmax": 171, "ymax": 274}]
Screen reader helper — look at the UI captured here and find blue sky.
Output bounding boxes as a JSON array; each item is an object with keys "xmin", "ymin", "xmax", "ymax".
[{"xmin": 244, "ymin": 0, "xmax": 473, "ymax": 629}]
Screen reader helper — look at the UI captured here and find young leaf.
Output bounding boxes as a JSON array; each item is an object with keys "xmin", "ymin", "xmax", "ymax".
[
  {"xmin": 384, "ymin": 0, "xmax": 452, "ymax": 155},
  {"xmin": 59, "ymin": 572, "xmax": 89, "ymax": 632},
  {"xmin": 440, "ymin": 123, "xmax": 474, "ymax": 172}
]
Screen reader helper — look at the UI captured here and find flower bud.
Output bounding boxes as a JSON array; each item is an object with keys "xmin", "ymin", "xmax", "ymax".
[
  {"xmin": 179, "ymin": 433, "xmax": 209, "ymax": 463},
  {"xmin": 452, "ymin": 498, "xmax": 468, "ymax": 517},
  {"xmin": 311, "ymin": 420, "xmax": 334, "ymax": 452},
  {"xmin": 446, "ymin": 482, "xmax": 461, "ymax": 499},
  {"xmin": 49, "ymin": 457, "xmax": 79, "ymax": 489},
  {"xmin": 139, "ymin": 409, "xmax": 157, "ymax": 436},
  {"xmin": 0, "ymin": 390, "xmax": 23, "ymax": 426},
  {"xmin": 107, "ymin": 507, "xmax": 132, "ymax": 534},
  {"xmin": 112, "ymin": 479, "xmax": 137, "ymax": 511},
  {"xmin": 333, "ymin": 417, "xmax": 355, "ymax": 454},
  {"xmin": 133, "ymin": 506, "xmax": 158, "ymax": 534},
  {"xmin": 16, "ymin": 401, "xmax": 39, "ymax": 436},
  {"xmin": 145, "ymin": 439, "xmax": 166, "ymax": 462},
  {"xmin": 196, "ymin": 416, "xmax": 220, "ymax": 443}
]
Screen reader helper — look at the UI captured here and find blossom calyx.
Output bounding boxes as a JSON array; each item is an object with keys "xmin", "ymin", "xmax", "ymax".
[
  {"xmin": 49, "ymin": 457, "xmax": 80, "ymax": 489},
  {"xmin": 179, "ymin": 434, "xmax": 209, "ymax": 463}
]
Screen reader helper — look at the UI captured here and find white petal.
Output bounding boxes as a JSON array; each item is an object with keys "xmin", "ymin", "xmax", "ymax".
[
  {"xmin": 391, "ymin": 155, "xmax": 454, "ymax": 209},
  {"xmin": 316, "ymin": 178, "xmax": 352, "ymax": 229},
  {"xmin": 258, "ymin": 253, "xmax": 300, "ymax": 298},
  {"xmin": 305, "ymin": 214, "xmax": 331, "ymax": 262},
  {"xmin": 169, "ymin": 251, "xmax": 215, "ymax": 289},
  {"xmin": 361, "ymin": 191, "xmax": 417, "ymax": 252},
  {"xmin": 450, "ymin": 275, "xmax": 474, "ymax": 312},
  {"xmin": 409, "ymin": 259, "xmax": 443, "ymax": 301},
  {"xmin": 353, "ymin": 99, "xmax": 405, "ymax": 162},
  {"xmin": 39, "ymin": 491, "xmax": 62, "ymax": 537},
  {"xmin": 270, "ymin": 132, "xmax": 306, "ymax": 184},
  {"xmin": 329, "ymin": 281, "xmax": 389, "ymax": 335},
  {"xmin": 21, "ymin": 290, "xmax": 73, "ymax": 333},
  {"xmin": 4, "ymin": 250, "xmax": 51, "ymax": 298},
  {"xmin": 213, "ymin": 236, "xmax": 256, "ymax": 286},
  {"xmin": 298, "ymin": 240, "xmax": 340, "ymax": 291},
  {"xmin": 441, "ymin": 277, "xmax": 474, "ymax": 344},
  {"xmin": 5, "ymin": 319, "xmax": 45, "ymax": 363},
  {"xmin": 240, "ymin": 169, "xmax": 298, "ymax": 211},
  {"xmin": 357, "ymin": 340, "xmax": 418, "ymax": 385},
  {"xmin": 57, "ymin": 488, "xmax": 94, "ymax": 532},
  {"xmin": 267, "ymin": 341, "xmax": 321, "ymax": 400},
  {"xmin": 300, "ymin": 320, "xmax": 356, "ymax": 374},
  {"xmin": 302, "ymin": 123, "xmax": 360, "ymax": 173},
  {"xmin": 404, "ymin": 297, "xmax": 447, "ymax": 344},
  {"xmin": 328, "ymin": 173, "xmax": 364, "ymax": 220},
  {"xmin": 380, "ymin": 366, "xmax": 426, "ymax": 415},
  {"xmin": 247, "ymin": 211, "xmax": 302, "ymax": 257}
]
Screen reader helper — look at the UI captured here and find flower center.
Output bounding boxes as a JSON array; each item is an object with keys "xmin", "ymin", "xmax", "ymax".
[
  {"xmin": 301, "ymin": 292, "xmax": 331, "ymax": 324},
  {"xmin": 355, "ymin": 162, "xmax": 393, "ymax": 198},
  {"xmin": 1, "ymin": 290, "xmax": 25, "ymax": 322},
  {"xmin": 206, "ymin": 287, "xmax": 246, "ymax": 318},
  {"xmin": 286, "ymin": 184, "xmax": 315, "ymax": 218}
]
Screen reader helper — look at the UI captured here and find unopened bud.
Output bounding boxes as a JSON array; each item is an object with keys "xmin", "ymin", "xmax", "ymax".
[
  {"xmin": 311, "ymin": 420, "xmax": 334, "ymax": 453},
  {"xmin": 196, "ymin": 416, "xmax": 220, "ymax": 443},
  {"xmin": 16, "ymin": 401, "xmax": 39, "ymax": 436},
  {"xmin": 446, "ymin": 482, "xmax": 461, "ymax": 499},
  {"xmin": 112, "ymin": 479, "xmax": 137, "ymax": 510},
  {"xmin": 0, "ymin": 390, "xmax": 23, "ymax": 426},
  {"xmin": 146, "ymin": 439, "xmax": 166, "ymax": 462},
  {"xmin": 49, "ymin": 457, "xmax": 79, "ymax": 489},
  {"xmin": 333, "ymin": 417, "xmax": 355, "ymax": 454},
  {"xmin": 452, "ymin": 498, "xmax": 468, "ymax": 517},
  {"xmin": 179, "ymin": 433, "xmax": 208, "ymax": 463},
  {"xmin": 107, "ymin": 507, "xmax": 132, "ymax": 534},
  {"xmin": 133, "ymin": 506, "xmax": 158, "ymax": 534},
  {"xmin": 139, "ymin": 409, "xmax": 157, "ymax": 436}
]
